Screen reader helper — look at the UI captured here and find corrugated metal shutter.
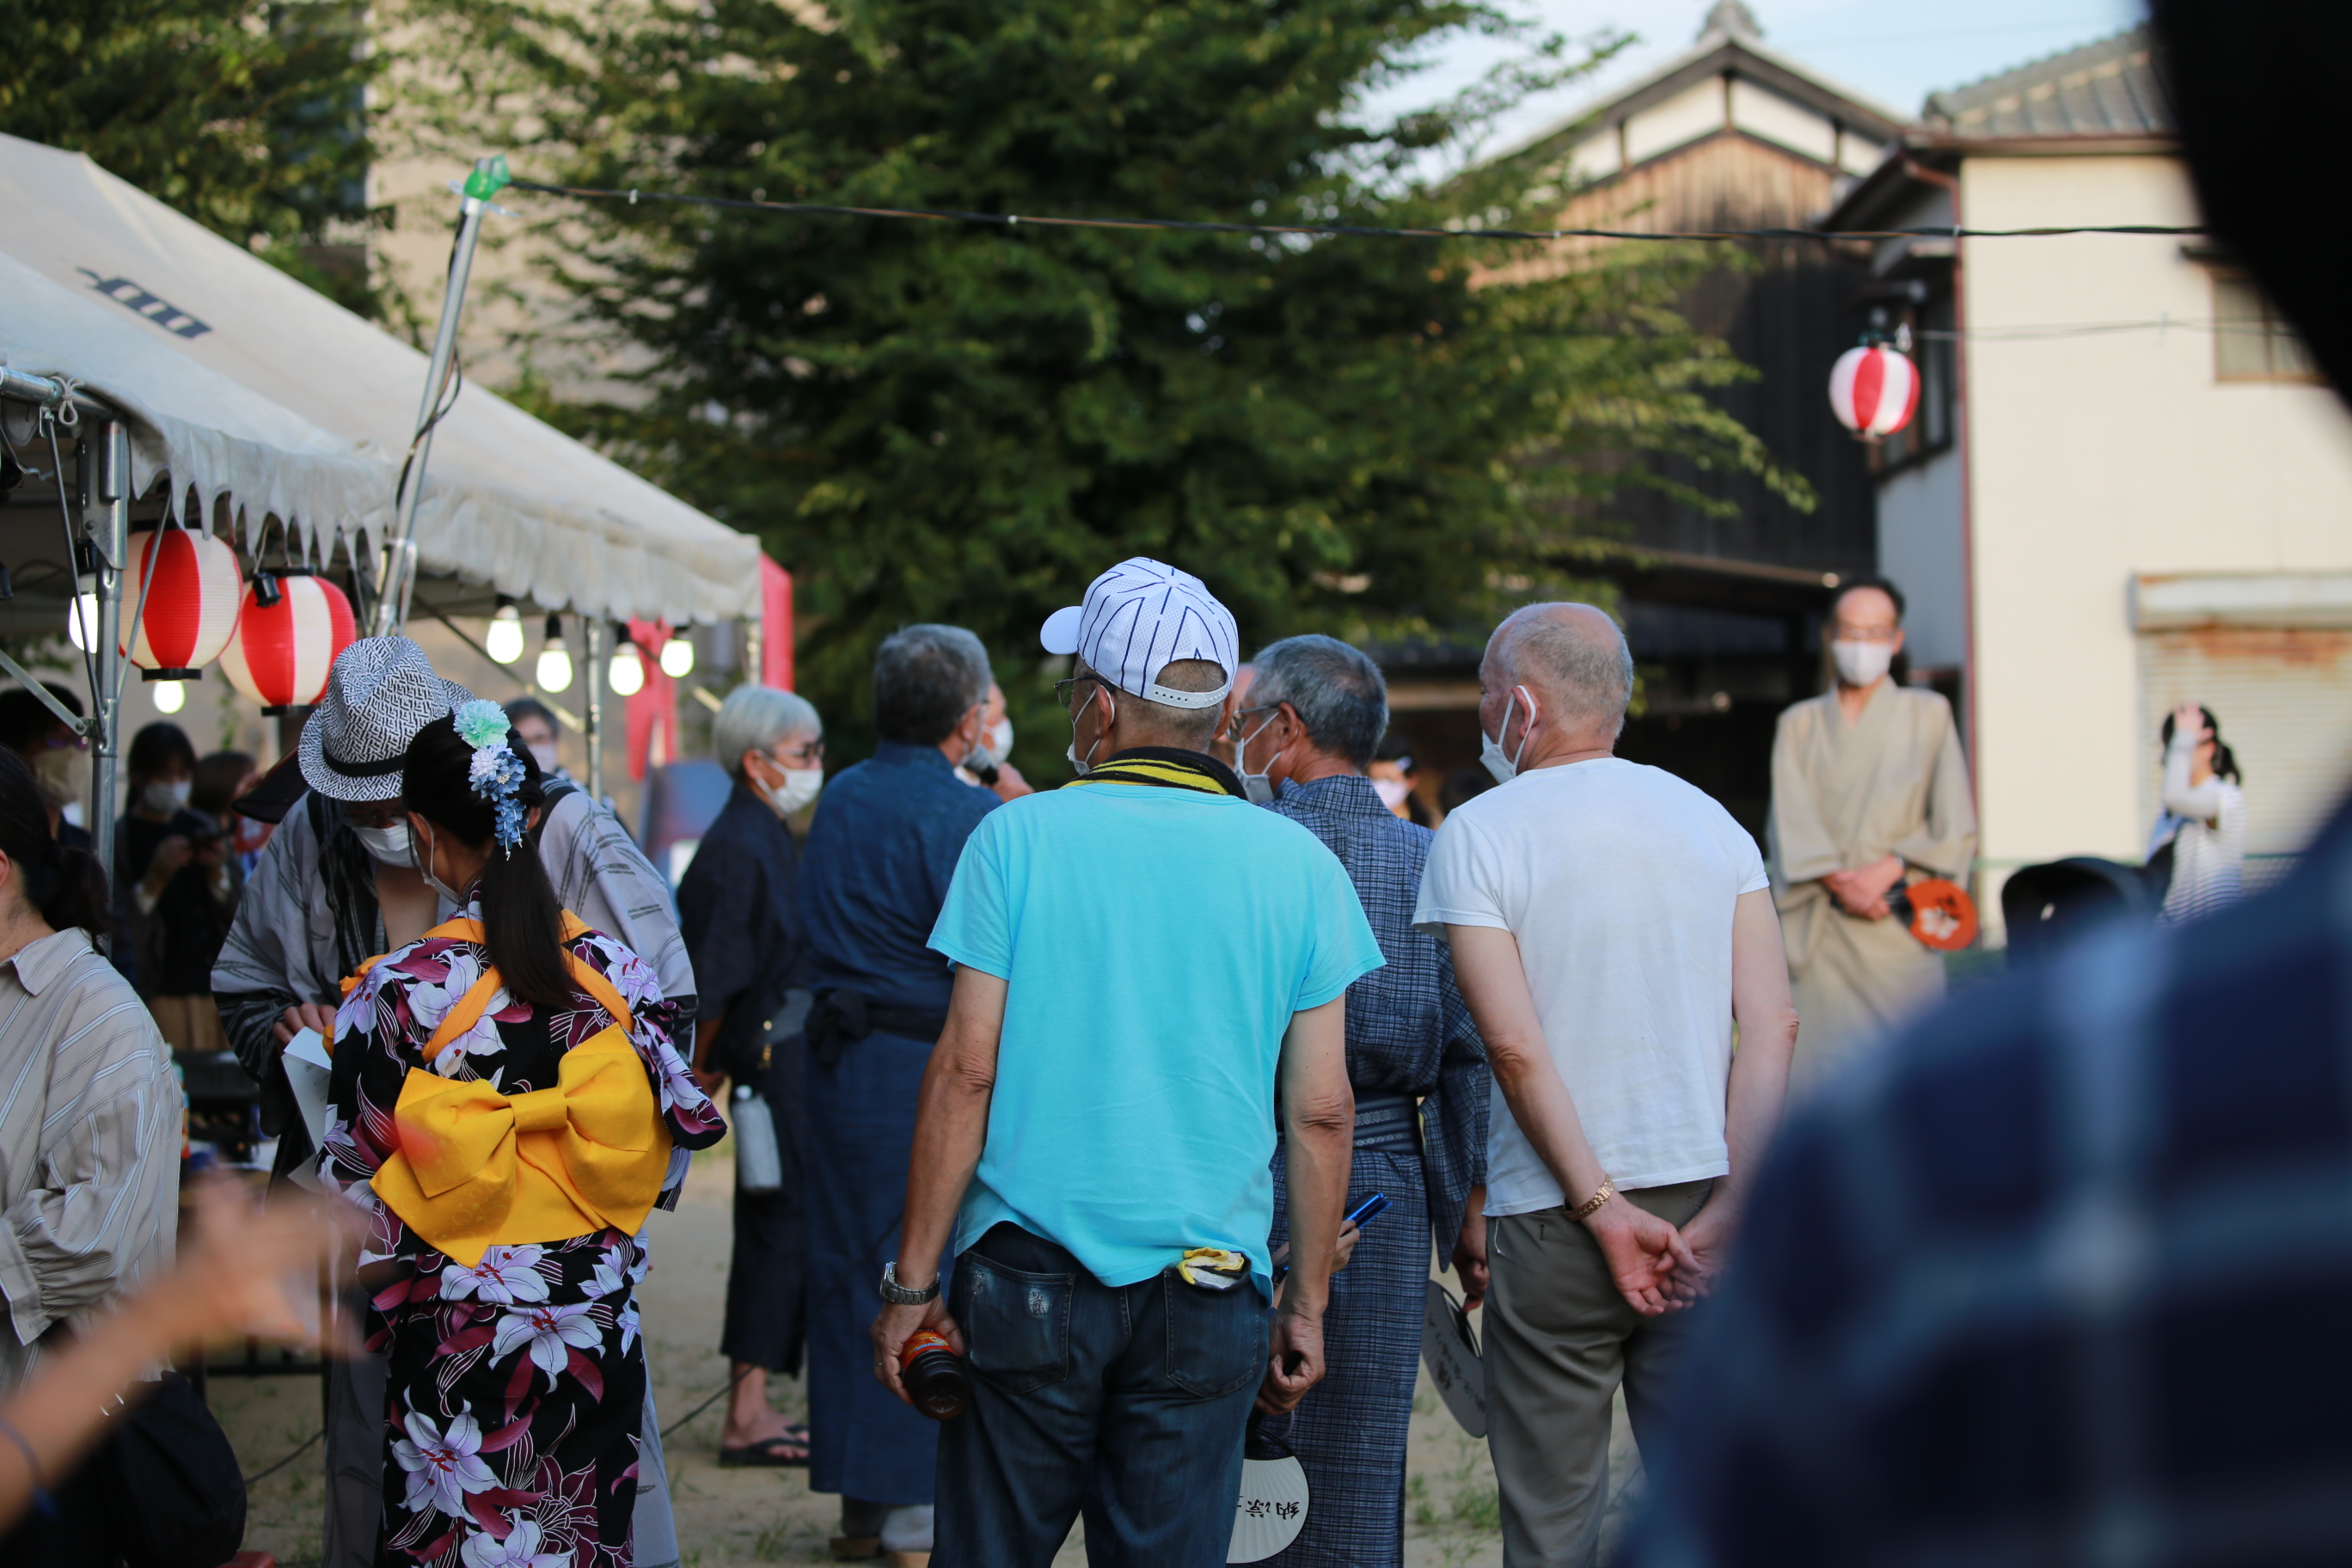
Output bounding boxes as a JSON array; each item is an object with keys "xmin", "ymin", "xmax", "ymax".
[{"xmin": 2138, "ymin": 628, "xmax": 2352, "ymax": 890}]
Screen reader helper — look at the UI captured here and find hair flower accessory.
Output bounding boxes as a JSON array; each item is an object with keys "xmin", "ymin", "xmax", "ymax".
[
  {"xmin": 453, "ymin": 698, "xmax": 528, "ymax": 852},
  {"xmin": 455, "ymin": 699, "xmax": 511, "ymax": 750}
]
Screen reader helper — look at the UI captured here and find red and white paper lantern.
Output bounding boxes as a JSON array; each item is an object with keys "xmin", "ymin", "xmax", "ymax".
[
  {"xmin": 1828, "ymin": 344, "xmax": 1920, "ymax": 438},
  {"xmin": 120, "ymin": 525, "xmax": 244, "ymax": 677},
  {"xmin": 219, "ymin": 573, "xmax": 358, "ymax": 713}
]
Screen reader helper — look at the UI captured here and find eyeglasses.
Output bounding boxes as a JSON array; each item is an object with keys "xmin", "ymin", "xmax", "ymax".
[
  {"xmin": 768, "ymin": 738, "xmax": 824, "ymax": 769},
  {"xmin": 1054, "ymin": 675, "xmax": 1113, "ymax": 716},
  {"xmin": 1227, "ymin": 704, "xmax": 1279, "ymax": 740}
]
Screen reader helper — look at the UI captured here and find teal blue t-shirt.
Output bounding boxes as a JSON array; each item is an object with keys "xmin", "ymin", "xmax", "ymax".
[{"xmin": 928, "ymin": 780, "xmax": 1384, "ymax": 1293}]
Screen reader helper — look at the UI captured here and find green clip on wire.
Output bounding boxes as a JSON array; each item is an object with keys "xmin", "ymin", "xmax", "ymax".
[{"xmin": 462, "ymin": 155, "xmax": 512, "ymax": 203}]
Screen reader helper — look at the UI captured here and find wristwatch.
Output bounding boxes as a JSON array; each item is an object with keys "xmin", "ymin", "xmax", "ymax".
[{"xmin": 878, "ymin": 1262, "xmax": 940, "ymax": 1306}]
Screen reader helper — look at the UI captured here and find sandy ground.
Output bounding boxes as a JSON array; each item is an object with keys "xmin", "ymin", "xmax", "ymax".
[{"xmin": 214, "ymin": 1144, "xmax": 1642, "ymax": 1566}]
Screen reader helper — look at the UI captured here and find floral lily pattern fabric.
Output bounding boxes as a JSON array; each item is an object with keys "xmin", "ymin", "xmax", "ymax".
[{"xmin": 320, "ymin": 900, "xmax": 724, "ymax": 1565}]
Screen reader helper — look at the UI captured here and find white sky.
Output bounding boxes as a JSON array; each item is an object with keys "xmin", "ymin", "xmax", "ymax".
[{"xmin": 1360, "ymin": 0, "xmax": 2149, "ymax": 173}]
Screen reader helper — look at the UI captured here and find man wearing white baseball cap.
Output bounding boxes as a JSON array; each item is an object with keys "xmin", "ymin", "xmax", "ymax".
[{"xmin": 869, "ymin": 558, "xmax": 1382, "ymax": 1566}]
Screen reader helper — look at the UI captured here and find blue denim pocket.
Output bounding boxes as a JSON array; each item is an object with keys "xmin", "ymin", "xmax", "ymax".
[
  {"xmin": 954, "ymin": 1250, "xmax": 1074, "ymax": 1394},
  {"xmin": 1162, "ymin": 1274, "xmax": 1268, "ymax": 1400}
]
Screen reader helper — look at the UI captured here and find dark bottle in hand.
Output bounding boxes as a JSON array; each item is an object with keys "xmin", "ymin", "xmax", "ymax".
[{"xmin": 899, "ymin": 1329, "xmax": 970, "ymax": 1420}]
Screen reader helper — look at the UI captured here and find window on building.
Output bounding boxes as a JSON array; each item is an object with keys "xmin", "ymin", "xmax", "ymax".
[
  {"xmin": 1880, "ymin": 290, "xmax": 1956, "ymax": 469},
  {"xmin": 2213, "ymin": 273, "xmax": 2319, "ymax": 382}
]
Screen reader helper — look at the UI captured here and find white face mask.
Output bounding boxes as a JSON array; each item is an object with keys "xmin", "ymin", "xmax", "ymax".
[
  {"xmin": 528, "ymin": 742, "xmax": 560, "ymax": 775},
  {"xmin": 352, "ymin": 822, "xmax": 413, "ymax": 867},
  {"xmin": 142, "ymin": 779, "xmax": 192, "ymax": 815},
  {"xmin": 1479, "ymin": 687, "xmax": 1534, "ymax": 786},
  {"xmin": 1234, "ymin": 709, "xmax": 1280, "ymax": 805},
  {"xmin": 411, "ymin": 819, "xmax": 465, "ymax": 906},
  {"xmin": 1831, "ymin": 639, "xmax": 1896, "ymax": 689},
  {"xmin": 1067, "ymin": 689, "xmax": 1106, "ymax": 777},
  {"xmin": 1372, "ymin": 776, "xmax": 1412, "ymax": 812},
  {"xmin": 985, "ymin": 719, "xmax": 1014, "ymax": 761},
  {"xmin": 31, "ymin": 747, "xmax": 88, "ymax": 811},
  {"xmin": 761, "ymin": 766, "xmax": 824, "ymax": 818}
]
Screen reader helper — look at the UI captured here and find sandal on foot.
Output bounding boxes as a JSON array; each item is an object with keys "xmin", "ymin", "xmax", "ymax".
[{"xmin": 719, "ymin": 1431, "xmax": 811, "ymax": 1467}]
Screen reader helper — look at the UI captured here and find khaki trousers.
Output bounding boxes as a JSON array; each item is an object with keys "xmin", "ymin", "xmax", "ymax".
[{"xmin": 1484, "ymin": 1181, "xmax": 1714, "ymax": 1568}]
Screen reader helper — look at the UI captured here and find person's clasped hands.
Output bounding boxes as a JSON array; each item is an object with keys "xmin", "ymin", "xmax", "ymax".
[{"xmin": 1822, "ymin": 853, "xmax": 1907, "ymax": 921}]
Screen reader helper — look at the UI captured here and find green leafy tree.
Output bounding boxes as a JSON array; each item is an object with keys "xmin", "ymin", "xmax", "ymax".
[
  {"xmin": 536, "ymin": 0, "xmax": 1805, "ymax": 765},
  {"xmin": 0, "ymin": 0, "xmax": 380, "ymax": 311}
]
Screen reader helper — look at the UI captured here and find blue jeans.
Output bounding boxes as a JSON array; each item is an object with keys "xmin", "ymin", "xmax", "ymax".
[{"xmin": 935, "ymin": 1224, "xmax": 1265, "ymax": 1567}]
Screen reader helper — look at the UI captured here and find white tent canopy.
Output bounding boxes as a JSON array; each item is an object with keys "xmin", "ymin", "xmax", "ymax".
[
  {"xmin": 0, "ymin": 252, "xmax": 393, "ymax": 543},
  {"xmin": 0, "ymin": 132, "xmax": 760, "ymax": 626}
]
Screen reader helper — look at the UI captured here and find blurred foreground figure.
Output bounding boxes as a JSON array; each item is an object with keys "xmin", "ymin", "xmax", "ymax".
[{"xmin": 1625, "ymin": 6, "xmax": 2352, "ymax": 1560}]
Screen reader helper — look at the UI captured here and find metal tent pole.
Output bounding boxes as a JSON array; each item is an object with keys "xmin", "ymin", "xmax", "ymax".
[
  {"xmin": 89, "ymin": 423, "xmax": 129, "ymax": 891},
  {"xmin": 583, "ymin": 619, "xmax": 605, "ymax": 803},
  {"xmin": 372, "ymin": 154, "xmax": 510, "ymax": 637}
]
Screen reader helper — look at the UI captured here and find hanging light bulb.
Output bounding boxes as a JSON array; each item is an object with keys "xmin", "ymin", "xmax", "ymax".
[
  {"xmin": 659, "ymin": 632, "xmax": 695, "ymax": 680},
  {"xmin": 153, "ymin": 679, "xmax": 186, "ymax": 715},
  {"xmin": 64, "ymin": 591, "xmax": 100, "ymax": 652},
  {"xmin": 608, "ymin": 634, "xmax": 646, "ymax": 697},
  {"xmin": 486, "ymin": 597, "xmax": 524, "ymax": 665},
  {"xmin": 536, "ymin": 613, "xmax": 573, "ymax": 693}
]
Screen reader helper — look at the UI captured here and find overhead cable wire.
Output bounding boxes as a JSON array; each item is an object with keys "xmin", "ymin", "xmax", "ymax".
[{"xmin": 504, "ymin": 177, "xmax": 2203, "ymax": 245}]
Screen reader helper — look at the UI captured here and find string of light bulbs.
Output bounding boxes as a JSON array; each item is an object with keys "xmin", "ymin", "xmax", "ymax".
[{"xmin": 503, "ymin": 176, "xmax": 2204, "ymax": 245}]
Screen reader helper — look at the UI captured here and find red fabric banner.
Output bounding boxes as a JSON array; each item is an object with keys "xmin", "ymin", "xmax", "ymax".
[
  {"xmin": 624, "ymin": 618, "xmax": 677, "ymax": 783},
  {"xmin": 761, "ymin": 557, "xmax": 793, "ymax": 690}
]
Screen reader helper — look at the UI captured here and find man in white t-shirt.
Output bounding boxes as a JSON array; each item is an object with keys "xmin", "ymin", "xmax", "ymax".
[{"xmin": 1413, "ymin": 603, "xmax": 1798, "ymax": 1568}]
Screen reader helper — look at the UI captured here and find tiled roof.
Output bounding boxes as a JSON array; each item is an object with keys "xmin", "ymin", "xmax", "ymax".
[{"xmin": 1922, "ymin": 25, "xmax": 2171, "ymax": 138}]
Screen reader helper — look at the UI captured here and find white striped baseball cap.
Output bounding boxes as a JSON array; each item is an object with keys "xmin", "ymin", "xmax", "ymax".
[{"xmin": 1038, "ymin": 559, "xmax": 1239, "ymax": 710}]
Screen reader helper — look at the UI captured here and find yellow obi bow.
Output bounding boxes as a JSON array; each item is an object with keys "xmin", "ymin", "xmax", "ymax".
[{"xmin": 357, "ymin": 914, "xmax": 672, "ymax": 1267}]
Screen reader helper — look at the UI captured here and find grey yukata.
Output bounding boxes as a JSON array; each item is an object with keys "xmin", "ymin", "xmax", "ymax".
[
  {"xmin": 1767, "ymin": 682, "xmax": 1975, "ymax": 1081},
  {"xmin": 210, "ymin": 783, "xmax": 697, "ymax": 1568},
  {"xmin": 1262, "ymin": 773, "xmax": 1488, "ymax": 1568}
]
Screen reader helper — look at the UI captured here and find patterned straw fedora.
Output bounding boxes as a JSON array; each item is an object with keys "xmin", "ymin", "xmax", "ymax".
[{"xmin": 297, "ymin": 635, "xmax": 475, "ymax": 803}]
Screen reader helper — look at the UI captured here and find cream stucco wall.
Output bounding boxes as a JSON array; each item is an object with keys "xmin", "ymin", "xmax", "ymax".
[{"xmin": 1957, "ymin": 153, "xmax": 2352, "ymax": 883}]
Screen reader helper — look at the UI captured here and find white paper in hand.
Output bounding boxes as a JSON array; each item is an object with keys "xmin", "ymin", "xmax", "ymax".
[{"xmin": 280, "ymin": 1027, "xmax": 334, "ymax": 1191}]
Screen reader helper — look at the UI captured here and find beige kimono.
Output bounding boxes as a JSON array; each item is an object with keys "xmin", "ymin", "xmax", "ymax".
[{"xmin": 1768, "ymin": 682, "xmax": 1976, "ymax": 1079}]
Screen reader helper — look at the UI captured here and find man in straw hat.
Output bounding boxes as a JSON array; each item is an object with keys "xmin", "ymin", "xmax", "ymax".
[
  {"xmin": 871, "ymin": 559, "xmax": 1381, "ymax": 1565},
  {"xmin": 211, "ymin": 634, "xmax": 698, "ymax": 1568}
]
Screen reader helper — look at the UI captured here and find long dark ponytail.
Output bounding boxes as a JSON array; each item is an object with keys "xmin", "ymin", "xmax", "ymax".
[
  {"xmin": 2161, "ymin": 703, "xmax": 2244, "ymax": 784},
  {"xmin": 0, "ymin": 747, "xmax": 109, "ymax": 940},
  {"xmin": 400, "ymin": 715, "xmax": 573, "ymax": 1011}
]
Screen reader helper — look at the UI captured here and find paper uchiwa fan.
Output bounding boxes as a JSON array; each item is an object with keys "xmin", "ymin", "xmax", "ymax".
[
  {"xmin": 1421, "ymin": 1281, "xmax": 1485, "ymax": 1438},
  {"xmin": 1888, "ymin": 877, "xmax": 1979, "ymax": 952},
  {"xmin": 1228, "ymin": 1414, "xmax": 1310, "ymax": 1563}
]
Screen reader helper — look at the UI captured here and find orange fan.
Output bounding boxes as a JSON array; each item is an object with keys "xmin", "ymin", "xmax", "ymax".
[{"xmin": 1888, "ymin": 879, "xmax": 1978, "ymax": 952}]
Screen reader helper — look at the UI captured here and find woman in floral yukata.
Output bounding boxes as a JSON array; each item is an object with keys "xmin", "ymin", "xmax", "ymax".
[{"xmin": 320, "ymin": 701, "xmax": 724, "ymax": 1567}]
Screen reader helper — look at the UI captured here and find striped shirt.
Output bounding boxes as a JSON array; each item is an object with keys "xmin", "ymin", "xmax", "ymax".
[{"xmin": 0, "ymin": 928, "xmax": 181, "ymax": 1394}]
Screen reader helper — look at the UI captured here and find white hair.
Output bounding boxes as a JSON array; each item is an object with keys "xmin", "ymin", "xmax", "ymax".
[
  {"xmin": 1496, "ymin": 603, "xmax": 1633, "ymax": 736},
  {"xmin": 714, "ymin": 685, "xmax": 822, "ymax": 780}
]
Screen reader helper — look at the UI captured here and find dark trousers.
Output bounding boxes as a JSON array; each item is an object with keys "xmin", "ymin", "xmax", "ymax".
[
  {"xmin": 721, "ymin": 1049, "xmax": 809, "ymax": 1374},
  {"xmin": 935, "ymin": 1223, "xmax": 1265, "ymax": 1568},
  {"xmin": 0, "ymin": 1443, "xmax": 113, "ymax": 1565}
]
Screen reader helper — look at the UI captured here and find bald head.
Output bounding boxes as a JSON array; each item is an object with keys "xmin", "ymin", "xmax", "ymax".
[{"xmin": 1486, "ymin": 603, "xmax": 1634, "ymax": 739}]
